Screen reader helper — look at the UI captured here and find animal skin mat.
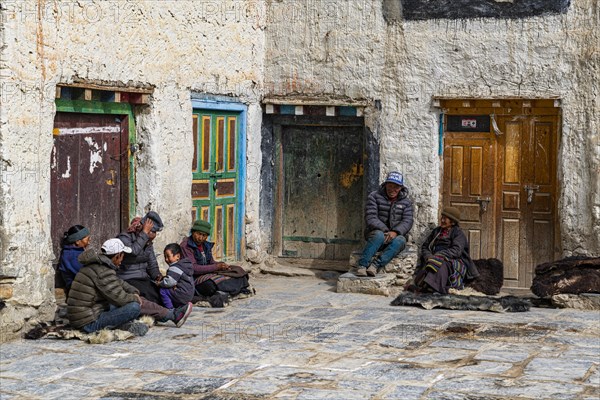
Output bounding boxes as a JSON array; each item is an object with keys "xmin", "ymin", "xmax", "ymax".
[
  {"xmin": 391, "ymin": 291, "xmax": 531, "ymax": 313},
  {"xmin": 25, "ymin": 316, "xmax": 155, "ymax": 344}
]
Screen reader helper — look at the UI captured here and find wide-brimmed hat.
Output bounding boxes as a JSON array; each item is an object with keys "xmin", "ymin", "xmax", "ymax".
[
  {"xmin": 441, "ymin": 206, "xmax": 461, "ymax": 224},
  {"xmin": 384, "ymin": 171, "xmax": 404, "ymax": 186},
  {"xmin": 191, "ymin": 219, "xmax": 211, "ymax": 234},
  {"xmin": 101, "ymin": 238, "xmax": 132, "ymax": 255}
]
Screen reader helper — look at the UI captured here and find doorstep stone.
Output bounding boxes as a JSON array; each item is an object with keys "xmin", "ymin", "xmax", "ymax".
[
  {"xmin": 551, "ymin": 293, "xmax": 600, "ymax": 310},
  {"xmin": 348, "ymin": 244, "xmax": 418, "ymax": 287},
  {"xmin": 336, "ymin": 272, "xmax": 397, "ymax": 296}
]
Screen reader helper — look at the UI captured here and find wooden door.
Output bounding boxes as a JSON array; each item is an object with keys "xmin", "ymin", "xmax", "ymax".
[
  {"xmin": 442, "ymin": 132, "xmax": 496, "ymax": 260},
  {"xmin": 280, "ymin": 126, "xmax": 364, "ymax": 260},
  {"xmin": 191, "ymin": 110, "xmax": 241, "ymax": 261},
  {"xmin": 496, "ymin": 115, "xmax": 559, "ymax": 288},
  {"xmin": 51, "ymin": 113, "xmax": 127, "ymax": 259}
]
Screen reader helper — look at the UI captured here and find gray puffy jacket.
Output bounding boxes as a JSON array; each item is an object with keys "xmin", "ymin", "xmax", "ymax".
[
  {"xmin": 116, "ymin": 231, "xmax": 161, "ymax": 281},
  {"xmin": 364, "ymin": 184, "xmax": 414, "ymax": 239}
]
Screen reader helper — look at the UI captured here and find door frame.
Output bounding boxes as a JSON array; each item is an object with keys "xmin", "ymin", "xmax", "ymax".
[
  {"xmin": 54, "ymin": 99, "xmax": 136, "ymax": 229},
  {"xmin": 436, "ymin": 98, "xmax": 562, "ymax": 287},
  {"xmin": 270, "ymin": 114, "xmax": 366, "ymax": 258},
  {"xmin": 191, "ymin": 97, "xmax": 247, "ymax": 259}
]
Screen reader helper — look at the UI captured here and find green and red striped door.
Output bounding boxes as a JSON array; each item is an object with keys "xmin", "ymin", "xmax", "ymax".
[{"xmin": 191, "ymin": 110, "xmax": 241, "ymax": 261}]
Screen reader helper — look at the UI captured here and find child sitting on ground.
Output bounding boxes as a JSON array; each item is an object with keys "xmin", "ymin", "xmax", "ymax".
[{"xmin": 158, "ymin": 243, "xmax": 195, "ymax": 309}]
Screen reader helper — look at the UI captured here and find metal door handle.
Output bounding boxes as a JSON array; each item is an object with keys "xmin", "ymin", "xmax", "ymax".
[
  {"xmin": 524, "ymin": 185, "xmax": 540, "ymax": 204},
  {"xmin": 213, "ymin": 181, "xmax": 218, "ymax": 191},
  {"xmin": 476, "ymin": 197, "xmax": 491, "ymax": 212}
]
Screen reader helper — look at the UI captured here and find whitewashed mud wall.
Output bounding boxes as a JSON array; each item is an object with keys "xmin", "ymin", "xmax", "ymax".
[
  {"xmin": 264, "ymin": 0, "xmax": 600, "ymax": 255},
  {"xmin": 0, "ymin": 0, "xmax": 265, "ymax": 340}
]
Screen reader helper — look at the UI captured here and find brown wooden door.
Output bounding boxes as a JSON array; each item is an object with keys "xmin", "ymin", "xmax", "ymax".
[
  {"xmin": 281, "ymin": 125, "xmax": 364, "ymax": 259},
  {"xmin": 496, "ymin": 115, "xmax": 559, "ymax": 288},
  {"xmin": 51, "ymin": 113, "xmax": 128, "ymax": 259},
  {"xmin": 442, "ymin": 132, "xmax": 496, "ymax": 260}
]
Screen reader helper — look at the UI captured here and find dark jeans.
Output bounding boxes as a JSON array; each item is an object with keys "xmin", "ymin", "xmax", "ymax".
[
  {"xmin": 358, "ymin": 230, "xmax": 407, "ymax": 269},
  {"xmin": 82, "ymin": 302, "xmax": 140, "ymax": 333}
]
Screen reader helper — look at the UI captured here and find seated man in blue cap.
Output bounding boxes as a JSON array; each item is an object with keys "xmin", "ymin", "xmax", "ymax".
[{"xmin": 356, "ymin": 171, "xmax": 414, "ymax": 277}]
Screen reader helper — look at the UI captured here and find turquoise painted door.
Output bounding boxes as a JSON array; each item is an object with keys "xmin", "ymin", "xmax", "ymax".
[{"xmin": 191, "ymin": 109, "xmax": 242, "ymax": 261}]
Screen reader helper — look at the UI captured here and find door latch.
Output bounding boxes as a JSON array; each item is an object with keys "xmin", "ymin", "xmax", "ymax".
[
  {"xmin": 524, "ymin": 185, "xmax": 540, "ymax": 204},
  {"xmin": 476, "ymin": 197, "xmax": 491, "ymax": 212}
]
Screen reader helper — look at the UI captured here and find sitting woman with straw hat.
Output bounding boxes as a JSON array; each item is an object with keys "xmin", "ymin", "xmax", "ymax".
[{"xmin": 407, "ymin": 207, "xmax": 479, "ymax": 294}]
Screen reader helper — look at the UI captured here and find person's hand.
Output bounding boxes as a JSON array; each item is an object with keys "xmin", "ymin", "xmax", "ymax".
[
  {"xmin": 142, "ymin": 219, "xmax": 154, "ymax": 234},
  {"xmin": 384, "ymin": 231, "xmax": 398, "ymax": 244},
  {"xmin": 155, "ymin": 274, "xmax": 163, "ymax": 283},
  {"xmin": 216, "ymin": 262, "xmax": 229, "ymax": 271},
  {"xmin": 134, "ymin": 294, "xmax": 142, "ymax": 305}
]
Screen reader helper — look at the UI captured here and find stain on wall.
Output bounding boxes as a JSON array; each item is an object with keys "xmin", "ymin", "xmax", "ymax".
[{"xmin": 399, "ymin": 0, "xmax": 571, "ymax": 21}]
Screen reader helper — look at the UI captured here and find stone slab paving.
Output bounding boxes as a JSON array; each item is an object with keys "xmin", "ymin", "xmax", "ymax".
[{"xmin": 1, "ymin": 275, "xmax": 599, "ymax": 399}]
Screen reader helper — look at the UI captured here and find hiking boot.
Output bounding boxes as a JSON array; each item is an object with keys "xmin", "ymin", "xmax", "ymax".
[
  {"xmin": 355, "ymin": 267, "xmax": 367, "ymax": 277},
  {"xmin": 118, "ymin": 321, "xmax": 149, "ymax": 337},
  {"xmin": 173, "ymin": 302, "xmax": 193, "ymax": 328},
  {"xmin": 366, "ymin": 265, "xmax": 377, "ymax": 277}
]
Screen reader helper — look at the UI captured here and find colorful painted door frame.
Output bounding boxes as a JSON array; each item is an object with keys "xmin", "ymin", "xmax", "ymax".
[{"xmin": 191, "ymin": 97, "xmax": 247, "ymax": 261}]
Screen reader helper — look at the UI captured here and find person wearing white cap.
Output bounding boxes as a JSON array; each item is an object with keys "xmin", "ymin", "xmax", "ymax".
[
  {"xmin": 355, "ymin": 171, "xmax": 414, "ymax": 277},
  {"xmin": 67, "ymin": 238, "xmax": 192, "ymax": 335}
]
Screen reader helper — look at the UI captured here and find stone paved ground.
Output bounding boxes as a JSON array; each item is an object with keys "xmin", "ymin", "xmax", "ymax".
[{"xmin": 1, "ymin": 275, "xmax": 599, "ymax": 400}]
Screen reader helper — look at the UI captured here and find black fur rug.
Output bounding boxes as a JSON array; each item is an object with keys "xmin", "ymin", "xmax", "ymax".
[
  {"xmin": 391, "ymin": 292, "xmax": 531, "ymax": 313},
  {"xmin": 531, "ymin": 256, "xmax": 600, "ymax": 297},
  {"xmin": 467, "ymin": 258, "xmax": 504, "ymax": 295}
]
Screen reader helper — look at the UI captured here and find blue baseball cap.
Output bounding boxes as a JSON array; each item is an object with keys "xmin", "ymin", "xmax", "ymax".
[{"xmin": 384, "ymin": 171, "xmax": 404, "ymax": 186}]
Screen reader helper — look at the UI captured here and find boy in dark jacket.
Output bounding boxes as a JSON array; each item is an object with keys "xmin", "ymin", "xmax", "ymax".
[
  {"xmin": 158, "ymin": 243, "xmax": 195, "ymax": 309},
  {"xmin": 356, "ymin": 171, "xmax": 414, "ymax": 277}
]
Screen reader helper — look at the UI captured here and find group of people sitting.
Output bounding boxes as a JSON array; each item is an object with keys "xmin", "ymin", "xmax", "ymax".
[
  {"xmin": 356, "ymin": 171, "xmax": 480, "ymax": 294},
  {"xmin": 57, "ymin": 170, "xmax": 479, "ymax": 337},
  {"xmin": 57, "ymin": 214, "xmax": 251, "ymax": 335}
]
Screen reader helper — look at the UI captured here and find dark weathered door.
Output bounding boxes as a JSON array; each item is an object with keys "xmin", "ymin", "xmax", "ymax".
[
  {"xmin": 51, "ymin": 113, "xmax": 127, "ymax": 258},
  {"xmin": 281, "ymin": 126, "xmax": 364, "ymax": 259},
  {"xmin": 442, "ymin": 132, "xmax": 496, "ymax": 260},
  {"xmin": 496, "ymin": 115, "xmax": 559, "ymax": 288}
]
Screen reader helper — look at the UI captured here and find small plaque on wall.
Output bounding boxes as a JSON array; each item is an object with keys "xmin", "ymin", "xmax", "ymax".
[{"xmin": 446, "ymin": 115, "xmax": 490, "ymax": 132}]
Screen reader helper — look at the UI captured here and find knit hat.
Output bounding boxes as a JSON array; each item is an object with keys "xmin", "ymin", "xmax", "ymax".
[
  {"xmin": 191, "ymin": 219, "xmax": 211, "ymax": 234},
  {"xmin": 65, "ymin": 226, "xmax": 90, "ymax": 244},
  {"xmin": 101, "ymin": 238, "xmax": 132, "ymax": 256},
  {"xmin": 441, "ymin": 206, "xmax": 461, "ymax": 224},
  {"xmin": 141, "ymin": 211, "xmax": 163, "ymax": 232},
  {"xmin": 384, "ymin": 171, "xmax": 404, "ymax": 186}
]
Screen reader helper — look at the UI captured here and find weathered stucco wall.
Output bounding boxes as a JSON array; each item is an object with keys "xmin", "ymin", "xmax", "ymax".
[
  {"xmin": 0, "ymin": 0, "xmax": 598, "ymax": 341},
  {"xmin": 264, "ymin": 0, "xmax": 600, "ymax": 255},
  {"xmin": 0, "ymin": 0, "xmax": 265, "ymax": 340}
]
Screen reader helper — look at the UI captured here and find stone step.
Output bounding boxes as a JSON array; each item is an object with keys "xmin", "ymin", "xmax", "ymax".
[{"xmin": 336, "ymin": 272, "xmax": 397, "ymax": 296}]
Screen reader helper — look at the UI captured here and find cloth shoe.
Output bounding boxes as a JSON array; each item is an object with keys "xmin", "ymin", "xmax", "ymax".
[
  {"xmin": 173, "ymin": 302, "xmax": 193, "ymax": 328},
  {"xmin": 118, "ymin": 321, "xmax": 149, "ymax": 337},
  {"xmin": 355, "ymin": 267, "xmax": 367, "ymax": 277},
  {"xmin": 208, "ymin": 291, "xmax": 230, "ymax": 308},
  {"xmin": 366, "ymin": 264, "xmax": 377, "ymax": 277}
]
